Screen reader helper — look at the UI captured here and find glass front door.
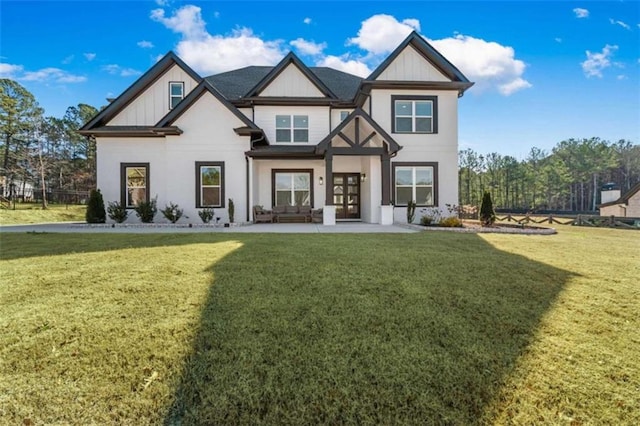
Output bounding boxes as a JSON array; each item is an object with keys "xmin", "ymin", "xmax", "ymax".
[{"xmin": 332, "ymin": 173, "xmax": 360, "ymax": 219}]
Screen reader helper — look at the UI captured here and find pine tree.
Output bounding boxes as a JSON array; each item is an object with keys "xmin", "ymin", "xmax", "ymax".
[
  {"xmin": 86, "ymin": 189, "xmax": 106, "ymax": 223},
  {"xmin": 479, "ymin": 191, "xmax": 495, "ymax": 226}
]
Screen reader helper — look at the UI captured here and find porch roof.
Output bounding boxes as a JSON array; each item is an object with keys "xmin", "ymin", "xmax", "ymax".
[{"xmin": 245, "ymin": 145, "xmax": 323, "ymax": 159}]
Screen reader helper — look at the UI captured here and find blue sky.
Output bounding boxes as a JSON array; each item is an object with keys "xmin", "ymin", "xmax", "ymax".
[{"xmin": 1, "ymin": 0, "xmax": 638, "ymax": 158}]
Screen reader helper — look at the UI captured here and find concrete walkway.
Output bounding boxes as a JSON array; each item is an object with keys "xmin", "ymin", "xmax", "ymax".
[{"xmin": 0, "ymin": 222, "xmax": 418, "ymax": 234}]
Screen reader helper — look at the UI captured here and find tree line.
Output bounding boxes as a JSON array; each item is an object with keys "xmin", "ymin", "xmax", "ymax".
[
  {"xmin": 1, "ymin": 79, "xmax": 98, "ymax": 207},
  {"xmin": 459, "ymin": 138, "xmax": 640, "ymax": 212}
]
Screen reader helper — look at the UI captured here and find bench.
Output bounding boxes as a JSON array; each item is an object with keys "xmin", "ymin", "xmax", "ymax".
[{"xmin": 273, "ymin": 205, "xmax": 313, "ymax": 223}]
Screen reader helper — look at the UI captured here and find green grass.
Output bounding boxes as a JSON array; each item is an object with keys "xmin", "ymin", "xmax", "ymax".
[
  {"xmin": 0, "ymin": 203, "xmax": 86, "ymax": 225},
  {"xmin": 0, "ymin": 228, "xmax": 637, "ymax": 424}
]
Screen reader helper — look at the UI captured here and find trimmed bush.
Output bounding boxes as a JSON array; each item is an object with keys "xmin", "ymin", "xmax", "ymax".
[
  {"xmin": 86, "ymin": 189, "xmax": 106, "ymax": 223},
  {"xmin": 107, "ymin": 201, "xmax": 128, "ymax": 223},
  {"xmin": 406, "ymin": 200, "xmax": 417, "ymax": 223},
  {"xmin": 135, "ymin": 197, "xmax": 157, "ymax": 223},
  {"xmin": 479, "ymin": 191, "xmax": 496, "ymax": 226},
  {"xmin": 198, "ymin": 208, "xmax": 215, "ymax": 224},
  {"xmin": 439, "ymin": 217, "xmax": 463, "ymax": 227},
  {"xmin": 161, "ymin": 202, "xmax": 183, "ymax": 224},
  {"xmin": 228, "ymin": 198, "xmax": 235, "ymax": 223},
  {"xmin": 420, "ymin": 215, "xmax": 433, "ymax": 226}
]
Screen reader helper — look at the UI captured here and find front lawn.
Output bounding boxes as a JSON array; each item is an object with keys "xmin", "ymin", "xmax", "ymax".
[
  {"xmin": 0, "ymin": 203, "xmax": 86, "ymax": 225},
  {"xmin": 0, "ymin": 228, "xmax": 637, "ymax": 424}
]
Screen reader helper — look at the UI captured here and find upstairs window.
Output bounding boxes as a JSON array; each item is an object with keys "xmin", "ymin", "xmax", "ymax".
[
  {"xmin": 169, "ymin": 82, "xmax": 184, "ymax": 109},
  {"xmin": 276, "ymin": 115, "xmax": 308, "ymax": 143},
  {"xmin": 392, "ymin": 96, "xmax": 438, "ymax": 134}
]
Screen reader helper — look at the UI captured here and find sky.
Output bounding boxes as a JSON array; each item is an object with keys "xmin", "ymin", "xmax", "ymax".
[{"xmin": 1, "ymin": 0, "xmax": 639, "ymax": 159}]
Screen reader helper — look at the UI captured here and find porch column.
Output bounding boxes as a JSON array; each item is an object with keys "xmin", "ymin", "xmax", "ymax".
[
  {"xmin": 381, "ymin": 153, "xmax": 391, "ymax": 205},
  {"xmin": 325, "ymin": 152, "xmax": 333, "ymax": 205},
  {"xmin": 247, "ymin": 156, "xmax": 254, "ymax": 222}
]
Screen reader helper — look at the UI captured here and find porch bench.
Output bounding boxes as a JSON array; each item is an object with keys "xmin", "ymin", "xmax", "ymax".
[{"xmin": 273, "ymin": 205, "xmax": 313, "ymax": 223}]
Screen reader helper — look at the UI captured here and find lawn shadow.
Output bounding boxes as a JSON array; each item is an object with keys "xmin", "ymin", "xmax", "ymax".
[{"xmin": 164, "ymin": 232, "xmax": 575, "ymax": 424}]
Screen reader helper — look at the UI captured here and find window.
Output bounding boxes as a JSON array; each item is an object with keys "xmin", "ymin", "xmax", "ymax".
[
  {"xmin": 196, "ymin": 162, "xmax": 224, "ymax": 208},
  {"xmin": 392, "ymin": 162, "xmax": 438, "ymax": 206},
  {"xmin": 169, "ymin": 82, "xmax": 184, "ymax": 109},
  {"xmin": 391, "ymin": 95, "xmax": 438, "ymax": 134},
  {"xmin": 276, "ymin": 115, "xmax": 308, "ymax": 142},
  {"xmin": 120, "ymin": 163, "xmax": 149, "ymax": 208},
  {"xmin": 272, "ymin": 169, "xmax": 313, "ymax": 206},
  {"xmin": 339, "ymin": 111, "xmax": 350, "ymax": 122}
]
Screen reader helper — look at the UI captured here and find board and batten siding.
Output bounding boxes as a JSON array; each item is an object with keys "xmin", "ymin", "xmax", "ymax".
[
  {"xmin": 253, "ymin": 106, "xmax": 330, "ymax": 145},
  {"xmin": 109, "ymin": 64, "xmax": 199, "ymax": 126},
  {"xmin": 376, "ymin": 46, "xmax": 450, "ymax": 82},
  {"xmin": 259, "ymin": 65, "xmax": 325, "ymax": 97}
]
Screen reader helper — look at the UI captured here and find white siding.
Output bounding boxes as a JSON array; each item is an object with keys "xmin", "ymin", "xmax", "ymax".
[
  {"xmin": 253, "ymin": 106, "xmax": 330, "ymax": 145},
  {"xmin": 260, "ymin": 65, "xmax": 325, "ymax": 97},
  {"xmin": 97, "ymin": 91, "xmax": 252, "ymax": 223},
  {"xmin": 109, "ymin": 64, "xmax": 199, "ymax": 126},
  {"xmin": 252, "ymin": 160, "xmax": 325, "ymax": 208},
  {"xmin": 377, "ymin": 46, "xmax": 450, "ymax": 82}
]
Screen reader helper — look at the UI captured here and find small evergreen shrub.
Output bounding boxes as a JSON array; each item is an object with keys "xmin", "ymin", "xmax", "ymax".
[
  {"xmin": 439, "ymin": 217, "xmax": 463, "ymax": 227},
  {"xmin": 107, "ymin": 201, "xmax": 128, "ymax": 223},
  {"xmin": 420, "ymin": 215, "xmax": 433, "ymax": 226},
  {"xmin": 228, "ymin": 198, "xmax": 235, "ymax": 223},
  {"xmin": 198, "ymin": 208, "xmax": 215, "ymax": 224},
  {"xmin": 479, "ymin": 191, "xmax": 496, "ymax": 226},
  {"xmin": 161, "ymin": 202, "xmax": 183, "ymax": 223},
  {"xmin": 86, "ymin": 189, "xmax": 106, "ymax": 223},
  {"xmin": 406, "ymin": 200, "xmax": 417, "ymax": 223},
  {"xmin": 135, "ymin": 197, "xmax": 157, "ymax": 223}
]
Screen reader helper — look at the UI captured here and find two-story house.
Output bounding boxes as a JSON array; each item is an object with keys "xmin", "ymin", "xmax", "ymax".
[{"xmin": 79, "ymin": 32, "xmax": 472, "ymax": 225}]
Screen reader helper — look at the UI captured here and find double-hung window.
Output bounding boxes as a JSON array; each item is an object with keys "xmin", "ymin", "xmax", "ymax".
[
  {"xmin": 276, "ymin": 115, "xmax": 308, "ymax": 142},
  {"xmin": 273, "ymin": 170, "xmax": 312, "ymax": 206},
  {"xmin": 393, "ymin": 162, "xmax": 438, "ymax": 206},
  {"xmin": 196, "ymin": 162, "xmax": 224, "ymax": 208},
  {"xmin": 169, "ymin": 82, "xmax": 184, "ymax": 109},
  {"xmin": 121, "ymin": 163, "xmax": 149, "ymax": 208},
  {"xmin": 392, "ymin": 96, "xmax": 438, "ymax": 133}
]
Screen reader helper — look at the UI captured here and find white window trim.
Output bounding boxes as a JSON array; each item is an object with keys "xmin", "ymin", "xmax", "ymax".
[
  {"xmin": 169, "ymin": 81, "xmax": 185, "ymax": 110},
  {"xmin": 275, "ymin": 114, "xmax": 309, "ymax": 143}
]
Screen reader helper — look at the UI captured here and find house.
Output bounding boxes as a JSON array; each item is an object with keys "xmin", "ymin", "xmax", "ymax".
[
  {"xmin": 599, "ymin": 182, "xmax": 640, "ymax": 218},
  {"xmin": 79, "ymin": 32, "xmax": 472, "ymax": 224}
]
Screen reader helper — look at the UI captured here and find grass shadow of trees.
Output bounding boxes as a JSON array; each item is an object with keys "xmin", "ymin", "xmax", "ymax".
[{"xmin": 164, "ymin": 232, "xmax": 574, "ymax": 424}]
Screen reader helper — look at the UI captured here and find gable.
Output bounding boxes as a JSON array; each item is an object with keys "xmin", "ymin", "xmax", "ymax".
[
  {"xmin": 109, "ymin": 64, "xmax": 199, "ymax": 126},
  {"xmin": 376, "ymin": 45, "xmax": 450, "ymax": 82},
  {"xmin": 259, "ymin": 64, "xmax": 325, "ymax": 97}
]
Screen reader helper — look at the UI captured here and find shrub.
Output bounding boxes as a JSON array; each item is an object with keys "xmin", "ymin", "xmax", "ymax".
[
  {"xmin": 107, "ymin": 201, "xmax": 128, "ymax": 223},
  {"xmin": 85, "ymin": 189, "xmax": 106, "ymax": 223},
  {"xmin": 228, "ymin": 198, "xmax": 235, "ymax": 223},
  {"xmin": 420, "ymin": 215, "xmax": 433, "ymax": 226},
  {"xmin": 419, "ymin": 207, "xmax": 441, "ymax": 225},
  {"xmin": 134, "ymin": 197, "xmax": 157, "ymax": 223},
  {"xmin": 479, "ymin": 191, "xmax": 496, "ymax": 226},
  {"xmin": 161, "ymin": 202, "xmax": 183, "ymax": 224},
  {"xmin": 198, "ymin": 208, "xmax": 215, "ymax": 224},
  {"xmin": 406, "ymin": 200, "xmax": 416, "ymax": 223},
  {"xmin": 439, "ymin": 217, "xmax": 463, "ymax": 227}
]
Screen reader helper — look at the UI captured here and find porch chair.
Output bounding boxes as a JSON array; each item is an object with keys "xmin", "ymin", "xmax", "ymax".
[{"xmin": 253, "ymin": 205, "xmax": 274, "ymax": 223}]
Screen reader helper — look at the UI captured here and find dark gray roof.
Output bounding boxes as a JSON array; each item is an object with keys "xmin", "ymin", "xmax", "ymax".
[{"xmin": 206, "ymin": 66, "xmax": 362, "ymax": 101}]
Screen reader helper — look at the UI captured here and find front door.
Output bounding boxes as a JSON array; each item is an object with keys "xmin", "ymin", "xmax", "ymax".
[{"xmin": 333, "ymin": 173, "xmax": 360, "ymax": 219}]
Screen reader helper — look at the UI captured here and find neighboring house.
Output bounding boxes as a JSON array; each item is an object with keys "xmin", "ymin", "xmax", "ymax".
[
  {"xmin": 599, "ymin": 183, "xmax": 640, "ymax": 217},
  {"xmin": 79, "ymin": 32, "xmax": 472, "ymax": 224}
]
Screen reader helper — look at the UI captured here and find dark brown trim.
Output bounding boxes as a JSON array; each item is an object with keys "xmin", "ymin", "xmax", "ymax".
[
  {"xmin": 81, "ymin": 52, "xmax": 201, "ymax": 131},
  {"xmin": 391, "ymin": 162, "xmax": 439, "ymax": 207},
  {"xmin": 362, "ymin": 80, "xmax": 473, "ymax": 92},
  {"xmin": 271, "ymin": 169, "xmax": 314, "ymax": 208},
  {"xmin": 231, "ymin": 97, "xmax": 339, "ymax": 107},
  {"xmin": 120, "ymin": 162, "xmax": 150, "ymax": 208},
  {"xmin": 195, "ymin": 161, "xmax": 225, "ymax": 208},
  {"xmin": 246, "ymin": 52, "xmax": 336, "ymax": 98},
  {"xmin": 168, "ymin": 81, "xmax": 185, "ymax": 110},
  {"xmin": 391, "ymin": 95, "xmax": 438, "ymax": 134},
  {"xmin": 77, "ymin": 126, "xmax": 182, "ymax": 137},
  {"xmin": 360, "ymin": 131, "xmax": 377, "ymax": 147}
]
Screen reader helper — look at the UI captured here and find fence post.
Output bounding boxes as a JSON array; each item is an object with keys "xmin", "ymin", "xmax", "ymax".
[
  {"xmin": 609, "ymin": 215, "xmax": 615, "ymax": 227},
  {"xmin": 548, "ymin": 215, "xmax": 552, "ymax": 224}
]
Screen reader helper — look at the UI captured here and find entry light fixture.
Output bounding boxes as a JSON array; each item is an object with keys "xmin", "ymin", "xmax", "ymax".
[
  {"xmin": 361, "ymin": 173, "xmax": 367, "ymax": 182},
  {"xmin": 319, "ymin": 176, "xmax": 324, "ymax": 185}
]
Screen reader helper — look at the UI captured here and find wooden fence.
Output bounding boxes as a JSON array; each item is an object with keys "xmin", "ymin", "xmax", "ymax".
[{"xmin": 495, "ymin": 213, "xmax": 640, "ymax": 229}]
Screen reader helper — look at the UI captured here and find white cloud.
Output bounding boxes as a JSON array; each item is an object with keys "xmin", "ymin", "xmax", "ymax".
[
  {"xmin": 84, "ymin": 53, "xmax": 96, "ymax": 61},
  {"xmin": 290, "ymin": 38, "xmax": 326, "ymax": 56},
  {"xmin": 62, "ymin": 54, "xmax": 75, "ymax": 64},
  {"xmin": 303, "ymin": 17, "xmax": 312, "ymax": 25},
  {"xmin": 573, "ymin": 8, "xmax": 589, "ymax": 18},
  {"xmin": 315, "ymin": 55, "xmax": 371, "ymax": 77},
  {"xmin": 555, "ymin": 37, "xmax": 562, "ymax": 43},
  {"xmin": 21, "ymin": 67, "xmax": 87, "ymax": 83},
  {"xmin": 609, "ymin": 18, "xmax": 631, "ymax": 30},
  {"xmin": 102, "ymin": 64, "xmax": 142, "ymax": 77},
  {"xmin": 0, "ymin": 63, "xmax": 24, "ymax": 78},
  {"xmin": 617, "ymin": 74, "xmax": 627, "ymax": 80},
  {"xmin": 348, "ymin": 14, "xmax": 420, "ymax": 55},
  {"xmin": 155, "ymin": 0, "xmax": 169, "ymax": 6},
  {"xmin": 430, "ymin": 35, "xmax": 532, "ymax": 95},
  {"xmin": 137, "ymin": 40, "xmax": 155, "ymax": 49},
  {"xmin": 581, "ymin": 44, "xmax": 618, "ymax": 77},
  {"xmin": 151, "ymin": 5, "xmax": 285, "ymax": 74}
]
